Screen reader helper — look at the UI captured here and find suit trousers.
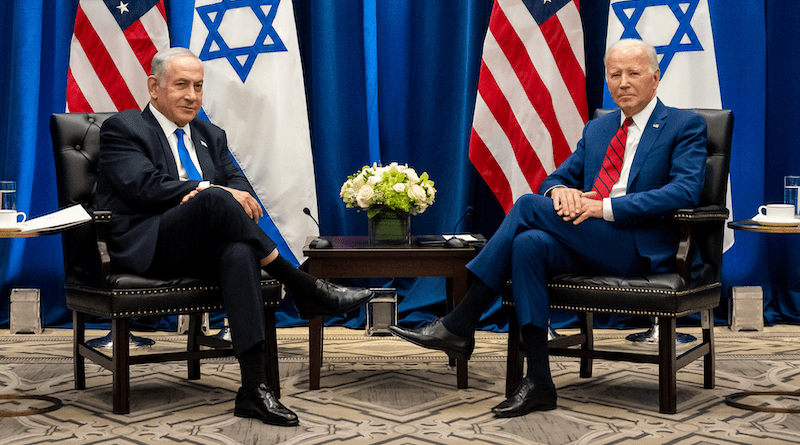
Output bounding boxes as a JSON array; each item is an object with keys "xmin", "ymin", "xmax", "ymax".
[
  {"xmin": 148, "ymin": 187, "xmax": 278, "ymax": 355},
  {"xmin": 467, "ymin": 194, "xmax": 650, "ymax": 330}
]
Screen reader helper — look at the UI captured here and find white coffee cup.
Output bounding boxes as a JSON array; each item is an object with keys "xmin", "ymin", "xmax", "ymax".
[
  {"xmin": 0, "ymin": 209, "xmax": 26, "ymax": 226},
  {"xmin": 758, "ymin": 204, "xmax": 795, "ymax": 221}
]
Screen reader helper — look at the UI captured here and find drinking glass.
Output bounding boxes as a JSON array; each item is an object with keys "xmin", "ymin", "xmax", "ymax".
[
  {"xmin": 785, "ymin": 176, "xmax": 800, "ymax": 218},
  {"xmin": 0, "ymin": 181, "xmax": 15, "ymax": 211}
]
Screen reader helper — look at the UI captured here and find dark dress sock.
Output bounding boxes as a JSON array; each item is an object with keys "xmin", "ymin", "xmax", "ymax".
[
  {"xmin": 441, "ymin": 275, "xmax": 497, "ymax": 337},
  {"xmin": 238, "ymin": 342, "xmax": 268, "ymax": 390},
  {"xmin": 521, "ymin": 324, "xmax": 555, "ymax": 389},
  {"xmin": 263, "ymin": 255, "xmax": 317, "ymax": 297}
]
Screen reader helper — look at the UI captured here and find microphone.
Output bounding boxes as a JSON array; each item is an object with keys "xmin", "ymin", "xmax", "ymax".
[
  {"xmin": 303, "ymin": 207, "xmax": 332, "ymax": 249},
  {"xmin": 446, "ymin": 206, "xmax": 472, "ymax": 248}
]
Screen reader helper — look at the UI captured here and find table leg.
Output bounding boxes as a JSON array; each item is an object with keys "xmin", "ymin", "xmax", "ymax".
[
  {"xmin": 309, "ymin": 316, "xmax": 323, "ymax": 390},
  {"xmin": 448, "ymin": 272, "xmax": 470, "ymax": 389}
]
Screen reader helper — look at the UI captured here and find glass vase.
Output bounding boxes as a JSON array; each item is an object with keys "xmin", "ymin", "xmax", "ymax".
[{"xmin": 368, "ymin": 207, "xmax": 411, "ymax": 245}]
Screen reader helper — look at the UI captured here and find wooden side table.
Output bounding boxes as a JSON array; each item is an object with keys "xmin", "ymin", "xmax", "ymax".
[{"xmin": 303, "ymin": 235, "xmax": 482, "ymax": 390}]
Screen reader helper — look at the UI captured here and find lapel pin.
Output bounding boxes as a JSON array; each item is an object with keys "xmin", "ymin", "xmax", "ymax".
[
  {"xmin": 653, "ymin": 124, "xmax": 660, "ymax": 128},
  {"xmin": 200, "ymin": 140, "xmax": 208, "ymax": 147}
]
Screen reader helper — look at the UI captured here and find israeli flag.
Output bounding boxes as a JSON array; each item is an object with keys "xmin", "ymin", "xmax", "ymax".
[
  {"xmin": 604, "ymin": 0, "xmax": 733, "ymax": 250},
  {"xmin": 189, "ymin": 0, "xmax": 318, "ymax": 264}
]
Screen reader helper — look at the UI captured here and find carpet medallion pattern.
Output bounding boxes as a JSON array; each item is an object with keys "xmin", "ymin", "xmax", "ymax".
[{"xmin": 1, "ymin": 327, "xmax": 800, "ymax": 444}]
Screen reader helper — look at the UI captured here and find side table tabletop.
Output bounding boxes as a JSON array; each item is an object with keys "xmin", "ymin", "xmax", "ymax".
[
  {"xmin": 303, "ymin": 235, "xmax": 483, "ymax": 390},
  {"xmin": 728, "ymin": 219, "xmax": 800, "ymax": 234}
]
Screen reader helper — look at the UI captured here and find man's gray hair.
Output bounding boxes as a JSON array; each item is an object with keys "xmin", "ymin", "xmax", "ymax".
[
  {"xmin": 150, "ymin": 47, "xmax": 200, "ymax": 83},
  {"xmin": 604, "ymin": 39, "xmax": 659, "ymax": 74}
]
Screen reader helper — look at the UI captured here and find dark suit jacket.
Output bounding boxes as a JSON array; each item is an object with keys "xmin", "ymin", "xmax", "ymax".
[
  {"xmin": 539, "ymin": 99, "xmax": 708, "ymax": 272},
  {"xmin": 94, "ymin": 105, "xmax": 255, "ymax": 274}
]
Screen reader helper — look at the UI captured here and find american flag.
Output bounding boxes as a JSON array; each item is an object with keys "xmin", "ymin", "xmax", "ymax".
[
  {"xmin": 469, "ymin": 0, "xmax": 587, "ymax": 213},
  {"xmin": 66, "ymin": 0, "xmax": 170, "ymax": 113}
]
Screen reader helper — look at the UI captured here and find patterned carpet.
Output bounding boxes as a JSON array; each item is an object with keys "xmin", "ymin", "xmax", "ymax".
[{"xmin": 2, "ymin": 325, "xmax": 800, "ymax": 444}]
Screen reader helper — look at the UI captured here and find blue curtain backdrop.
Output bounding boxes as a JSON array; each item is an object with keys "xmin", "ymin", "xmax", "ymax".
[{"xmin": 0, "ymin": 0, "xmax": 797, "ymax": 330}]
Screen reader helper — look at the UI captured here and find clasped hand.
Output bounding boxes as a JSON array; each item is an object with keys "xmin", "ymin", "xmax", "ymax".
[
  {"xmin": 180, "ymin": 184, "xmax": 263, "ymax": 223},
  {"xmin": 550, "ymin": 187, "xmax": 603, "ymax": 225}
]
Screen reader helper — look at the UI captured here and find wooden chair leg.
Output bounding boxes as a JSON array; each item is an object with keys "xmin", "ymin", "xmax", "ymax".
[
  {"xmin": 658, "ymin": 317, "xmax": 678, "ymax": 414},
  {"xmin": 702, "ymin": 309, "xmax": 715, "ymax": 389},
  {"xmin": 309, "ymin": 316, "xmax": 323, "ymax": 390},
  {"xmin": 187, "ymin": 314, "xmax": 202, "ymax": 380},
  {"xmin": 112, "ymin": 318, "xmax": 131, "ymax": 414},
  {"xmin": 579, "ymin": 311, "xmax": 594, "ymax": 378},
  {"xmin": 73, "ymin": 311, "xmax": 86, "ymax": 390},
  {"xmin": 264, "ymin": 309, "xmax": 280, "ymax": 398}
]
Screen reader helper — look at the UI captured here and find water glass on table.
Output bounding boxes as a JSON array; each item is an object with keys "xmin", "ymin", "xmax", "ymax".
[
  {"xmin": 0, "ymin": 181, "xmax": 27, "ymax": 227},
  {"xmin": 785, "ymin": 176, "xmax": 800, "ymax": 218}
]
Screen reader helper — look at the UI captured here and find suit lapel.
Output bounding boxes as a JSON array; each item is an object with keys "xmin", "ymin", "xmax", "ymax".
[
  {"xmin": 627, "ymin": 100, "xmax": 667, "ymax": 187},
  {"xmin": 142, "ymin": 105, "xmax": 180, "ymax": 178},
  {"xmin": 190, "ymin": 122, "xmax": 215, "ymax": 182}
]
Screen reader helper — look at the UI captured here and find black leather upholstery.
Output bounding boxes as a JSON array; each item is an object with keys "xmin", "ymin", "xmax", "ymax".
[
  {"xmin": 50, "ymin": 112, "xmax": 283, "ymax": 414},
  {"xmin": 504, "ymin": 109, "xmax": 733, "ymax": 414}
]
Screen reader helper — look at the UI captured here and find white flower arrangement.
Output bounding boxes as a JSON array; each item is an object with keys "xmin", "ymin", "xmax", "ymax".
[{"xmin": 340, "ymin": 162, "xmax": 436, "ymax": 218}]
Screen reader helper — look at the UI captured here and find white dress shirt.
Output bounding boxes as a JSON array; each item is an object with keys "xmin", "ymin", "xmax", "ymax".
[
  {"xmin": 602, "ymin": 95, "xmax": 659, "ymax": 221},
  {"xmin": 148, "ymin": 104, "xmax": 204, "ymax": 181}
]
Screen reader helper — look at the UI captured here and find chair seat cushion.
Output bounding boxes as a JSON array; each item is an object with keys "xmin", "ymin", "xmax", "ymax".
[
  {"xmin": 547, "ymin": 272, "xmax": 720, "ymax": 317},
  {"xmin": 66, "ymin": 272, "xmax": 282, "ymax": 318}
]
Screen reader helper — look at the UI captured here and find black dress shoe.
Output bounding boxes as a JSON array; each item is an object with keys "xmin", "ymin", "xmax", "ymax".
[
  {"xmin": 294, "ymin": 280, "xmax": 375, "ymax": 319},
  {"xmin": 234, "ymin": 383, "xmax": 299, "ymax": 426},
  {"xmin": 388, "ymin": 319, "xmax": 474, "ymax": 361},
  {"xmin": 492, "ymin": 378, "xmax": 556, "ymax": 417}
]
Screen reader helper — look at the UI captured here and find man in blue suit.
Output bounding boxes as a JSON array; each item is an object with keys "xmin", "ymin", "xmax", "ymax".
[
  {"xmin": 96, "ymin": 47, "xmax": 374, "ymax": 426},
  {"xmin": 389, "ymin": 39, "xmax": 708, "ymax": 417}
]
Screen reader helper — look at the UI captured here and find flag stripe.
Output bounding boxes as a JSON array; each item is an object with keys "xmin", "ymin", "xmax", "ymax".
[
  {"xmin": 470, "ymin": 0, "xmax": 587, "ymax": 212},
  {"xmin": 67, "ymin": 0, "xmax": 168, "ymax": 113},
  {"xmin": 490, "ymin": 4, "xmax": 573, "ymax": 170},
  {"xmin": 477, "ymin": 61, "xmax": 547, "ymax": 194},
  {"xmin": 65, "ymin": 68, "xmax": 92, "ymax": 113},
  {"xmin": 469, "ymin": 129, "xmax": 515, "ymax": 212}
]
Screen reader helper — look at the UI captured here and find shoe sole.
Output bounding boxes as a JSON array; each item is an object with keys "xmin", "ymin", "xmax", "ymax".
[
  {"xmin": 493, "ymin": 403, "xmax": 557, "ymax": 418},
  {"xmin": 389, "ymin": 328, "xmax": 472, "ymax": 361},
  {"xmin": 234, "ymin": 409, "xmax": 300, "ymax": 427}
]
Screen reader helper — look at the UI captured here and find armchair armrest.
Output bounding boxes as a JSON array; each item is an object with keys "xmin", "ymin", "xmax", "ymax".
[
  {"xmin": 91, "ymin": 210, "xmax": 113, "ymax": 278},
  {"xmin": 674, "ymin": 205, "xmax": 729, "ymax": 281}
]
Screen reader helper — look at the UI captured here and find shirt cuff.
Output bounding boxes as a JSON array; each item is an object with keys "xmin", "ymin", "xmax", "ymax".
[
  {"xmin": 197, "ymin": 181, "xmax": 211, "ymax": 191},
  {"xmin": 602, "ymin": 197, "xmax": 615, "ymax": 222}
]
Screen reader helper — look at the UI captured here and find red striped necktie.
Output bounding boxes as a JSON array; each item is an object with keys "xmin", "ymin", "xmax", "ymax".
[{"xmin": 592, "ymin": 117, "xmax": 633, "ymax": 200}]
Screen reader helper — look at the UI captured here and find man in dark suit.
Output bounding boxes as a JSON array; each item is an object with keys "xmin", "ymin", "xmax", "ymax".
[
  {"xmin": 95, "ymin": 47, "xmax": 374, "ymax": 426},
  {"xmin": 389, "ymin": 39, "xmax": 708, "ymax": 417}
]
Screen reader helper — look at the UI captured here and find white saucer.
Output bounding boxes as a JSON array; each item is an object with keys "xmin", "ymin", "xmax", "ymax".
[{"xmin": 752, "ymin": 214, "xmax": 800, "ymax": 227}]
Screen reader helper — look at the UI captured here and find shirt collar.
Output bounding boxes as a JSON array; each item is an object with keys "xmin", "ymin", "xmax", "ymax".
[
  {"xmin": 624, "ymin": 95, "xmax": 658, "ymax": 130},
  {"xmin": 147, "ymin": 103, "xmax": 192, "ymax": 140}
]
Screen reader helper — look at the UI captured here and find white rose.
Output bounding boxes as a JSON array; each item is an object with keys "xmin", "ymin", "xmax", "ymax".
[
  {"xmin": 393, "ymin": 183, "xmax": 406, "ymax": 193},
  {"xmin": 353, "ymin": 175, "xmax": 366, "ymax": 188},
  {"xmin": 368, "ymin": 174, "xmax": 381, "ymax": 185},
  {"xmin": 406, "ymin": 168, "xmax": 419, "ymax": 182},
  {"xmin": 356, "ymin": 184, "xmax": 375, "ymax": 208},
  {"xmin": 407, "ymin": 183, "xmax": 427, "ymax": 203}
]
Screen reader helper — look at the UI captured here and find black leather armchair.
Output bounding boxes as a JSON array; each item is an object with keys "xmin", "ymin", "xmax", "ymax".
[
  {"xmin": 50, "ymin": 112, "xmax": 284, "ymax": 414},
  {"xmin": 504, "ymin": 109, "xmax": 733, "ymax": 414}
]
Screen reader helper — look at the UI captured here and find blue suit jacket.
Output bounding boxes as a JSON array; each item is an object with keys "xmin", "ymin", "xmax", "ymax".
[
  {"xmin": 539, "ymin": 99, "xmax": 708, "ymax": 273},
  {"xmin": 94, "ymin": 105, "xmax": 255, "ymax": 274}
]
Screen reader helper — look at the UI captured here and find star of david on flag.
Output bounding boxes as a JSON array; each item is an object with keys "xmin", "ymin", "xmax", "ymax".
[
  {"xmin": 611, "ymin": 0, "xmax": 703, "ymax": 76},
  {"xmin": 190, "ymin": 0, "xmax": 318, "ymax": 265},
  {"xmin": 196, "ymin": 0, "xmax": 287, "ymax": 83}
]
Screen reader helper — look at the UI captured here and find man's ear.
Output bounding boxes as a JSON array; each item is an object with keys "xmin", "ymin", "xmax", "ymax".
[{"xmin": 147, "ymin": 76, "xmax": 159, "ymax": 100}]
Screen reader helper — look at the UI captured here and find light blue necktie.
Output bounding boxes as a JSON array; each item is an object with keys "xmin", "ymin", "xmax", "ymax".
[{"xmin": 175, "ymin": 128, "xmax": 202, "ymax": 180}]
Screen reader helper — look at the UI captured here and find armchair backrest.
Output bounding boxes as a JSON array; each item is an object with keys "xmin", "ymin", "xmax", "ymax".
[
  {"xmin": 50, "ymin": 112, "xmax": 116, "ymax": 283},
  {"xmin": 594, "ymin": 108, "xmax": 733, "ymax": 281}
]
